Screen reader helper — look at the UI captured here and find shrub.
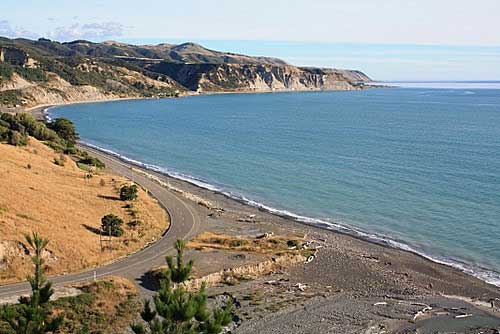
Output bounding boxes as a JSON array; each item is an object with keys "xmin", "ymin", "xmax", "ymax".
[
  {"xmin": 63, "ymin": 146, "xmax": 79, "ymax": 155},
  {"xmin": 0, "ymin": 125, "xmax": 10, "ymax": 141},
  {"xmin": 0, "ymin": 112, "xmax": 60, "ymax": 144},
  {"xmin": 0, "ymin": 63, "xmax": 14, "ymax": 82},
  {"xmin": 287, "ymin": 240, "xmax": 302, "ymax": 248},
  {"xmin": 120, "ymin": 184, "xmax": 138, "ymax": 201},
  {"xmin": 101, "ymin": 214, "xmax": 124, "ymax": 237},
  {"xmin": 53, "ymin": 154, "xmax": 66, "ymax": 166},
  {"xmin": 8, "ymin": 130, "xmax": 28, "ymax": 146},
  {"xmin": 80, "ymin": 156, "xmax": 105, "ymax": 169},
  {"xmin": 0, "ymin": 90, "xmax": 23, "ymax": 106},
  {"xmin": 47, "ymin": 118, "xmax": 79, "ymax": 145},
  {"xmin": 15, "ymin": 66, "xmax": 46, "ymax": 82},
  {"xmin": 53, "ymin": 158, "xmax": 64, "ymax": 166}
]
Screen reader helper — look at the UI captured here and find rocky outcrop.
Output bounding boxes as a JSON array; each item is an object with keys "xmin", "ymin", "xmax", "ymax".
[{"xmin": 148, "ymin": 62, "xmax": 370, "ymax": 93}]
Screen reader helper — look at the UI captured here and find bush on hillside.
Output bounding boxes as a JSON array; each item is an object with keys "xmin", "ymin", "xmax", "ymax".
[
  {"xmin": 53, "ymin": 154, "xmax": 66, "ymax": 166},
  {"xmin": 0, "ymin": 63, "xmax": 14, "ymax": 82},
  {"xmin": 7, "ymin": 130, "xmax": 28, "ymax": 146},
  {"xmin": 15, "ymin": 66, "xmax": 47, "ymax": 82},
  {"xmin": 80, "ymin": 156, "xmax": 105, "ymax": 169},
  {"xmin": 0, "ymin": 112, "xmax": 60, "ymax": 143},
  {"xmin": 101, "ymin": 214, "xmax": 124, "ymax": 237},
  {"xmin": 120, "ymin": 184, "xmax": 138, "ymax": 201},
  {"xmin": 0, "ymin": 89, "xmax": 23, "ymax": 106},
  {"xmin": 47, "ymin": 118, "xmax": 79, "ymax": 146}
]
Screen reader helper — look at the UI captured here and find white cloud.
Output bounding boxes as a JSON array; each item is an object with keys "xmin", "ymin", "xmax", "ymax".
[
  {"xmin": 0, "ymin": 20, "xmax": 39, "ymax": 39},
  {"xmin": 0, "ymin": 19, "xmax": 126, "ymax": 42},
  {"xmin": 48, "ymin": 22, "xmax": 126, "ymax": 41}
]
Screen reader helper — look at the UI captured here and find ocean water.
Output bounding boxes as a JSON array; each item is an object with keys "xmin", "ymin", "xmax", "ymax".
[{"xmin": 51, "ymin": 88, "xmax": 500, "ymax": 284}]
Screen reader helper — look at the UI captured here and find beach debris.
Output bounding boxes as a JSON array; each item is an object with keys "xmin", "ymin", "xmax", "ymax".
[
  {"xmin": 454, "ymin": 313, "xmax": 473, "ymax": 319},
  {"xmin": 237, "ymin": 217, "xmax": 255, "ymax": 223},
  {"xmin": 305, "ymin": 255, "xmax": 316, "ymax": 264},
  {"xmin": 302, "ymin": 241, "xmax": 315, "ymax": 249},
  {"xmin": 374, "ymin": 302, "xmax": 388, "ymax": 306},
  {"xmin": 435, "ymin": 311, "xmax": 449, "ymax": 316},
  {"xmin": 256, "ymin": 232, "xmax": 274, "ymax": 239},
  {"xmin": 411, "ymin": 305, "xmax": 432, "ymax": 323},
  {"xmin": 362, "ymin": 255, "xmax": 380, "ymax": 263}
]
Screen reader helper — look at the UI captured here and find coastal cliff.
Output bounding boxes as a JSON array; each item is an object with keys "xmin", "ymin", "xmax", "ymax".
[
  {"xmin": 147, "ymin": 62, "xmax": 369, "ymax": 92},
  {"xmin": 0, "ymin": 37, "xmax": 371, "ymax": 109}
]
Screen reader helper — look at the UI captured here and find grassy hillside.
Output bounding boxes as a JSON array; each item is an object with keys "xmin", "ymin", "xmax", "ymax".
[{"xmin": 0, "ymin": 135, "xmax": 168, "ymax": 283}]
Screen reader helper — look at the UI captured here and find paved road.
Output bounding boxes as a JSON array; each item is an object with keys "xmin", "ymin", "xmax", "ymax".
[{"xmin": 0, "ymin": 147, "xmax": 203, "ymax": 299}]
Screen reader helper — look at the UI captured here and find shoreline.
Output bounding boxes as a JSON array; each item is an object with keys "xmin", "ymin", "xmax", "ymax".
[
  {"xmin": 23, "ymin": 84, "xmax": 373, "ymax": 120},
  {"xmin": 76, "ymin": 139, "xmax": 500, "ymax": 333},
  {"xmin": 75, "ymin": 140, "xmax": 500, "ymax": 289},
  {"xmin": 18, "ymin": 95, "xmax": 500, "ymax": 289}
]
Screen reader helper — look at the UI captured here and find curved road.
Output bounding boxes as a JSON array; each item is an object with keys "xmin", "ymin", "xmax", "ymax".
[{"xmin": 0, "ymin": 147, "xmax": 203, "ymax": 299}]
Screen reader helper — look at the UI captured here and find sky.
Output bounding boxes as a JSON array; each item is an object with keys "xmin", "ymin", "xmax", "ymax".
[{"xmin": 1, "ymin": 0, "xmax": 499, "ymax": 81}]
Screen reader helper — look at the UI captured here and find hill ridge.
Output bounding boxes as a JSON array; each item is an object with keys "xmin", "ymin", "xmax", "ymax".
[{"xmin": 0, "ymin": 37, "xmax": 371, "ymax": 110}]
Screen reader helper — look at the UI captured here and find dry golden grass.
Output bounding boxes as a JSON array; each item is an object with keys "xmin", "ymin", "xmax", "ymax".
[
  {"xmin": 49, "ymin": 276, "xmax": 140, "ymax": 334},
  {"xmin": 187, "ymin": 231, "xmax": 306, "ymax": 254},
  {"xmin": 0, "ymin": 138, "xmax": 168, "ymax": 283}
]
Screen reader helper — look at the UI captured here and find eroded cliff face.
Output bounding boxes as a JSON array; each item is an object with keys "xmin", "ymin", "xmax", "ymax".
[
  {"xmin": 147, "ymin": 63, "xmax": 370, "ymax": 93},
  {"xmin": 0, "ymin": 37, "xmax": 372, "ymax": 110}
]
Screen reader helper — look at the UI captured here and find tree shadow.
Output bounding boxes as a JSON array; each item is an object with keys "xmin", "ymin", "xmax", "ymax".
[
  {"xmin": 82, "ymin": 224, "xmax": 102, "ymax": 235},
  {"xmin": 137, "ymin": 270, "xmax": 161, "ymax": 292},
  {"xmin": 97, "ymin": 194, "xmax": 121, "ymax": 201}
]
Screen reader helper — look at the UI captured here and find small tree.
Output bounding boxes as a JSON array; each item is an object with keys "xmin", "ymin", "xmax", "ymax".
[
  {"xmin": 120, "ymin": 184, "xmax": 138, "ymax": 201},
  {"xmin": 101, "ymin": 214, "xmax": 124, "ymax": 237},
  {"xmin": 47, "ymin": 118, "xmax": 78, "ymax": 146},
  {"xmin": 0, "ymin": 232, "xmax": 63, "ymax": 334},
  {"xmin": 131, "ymin": 240, "xmax": 232, "ymax": 334}
]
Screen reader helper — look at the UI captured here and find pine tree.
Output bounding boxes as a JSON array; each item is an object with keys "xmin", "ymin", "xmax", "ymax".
[
  {"xmin": 132, "ymin": 239, "xmax": 232, "ymax": 334},
  {"xmin": 0, "ymin": 232, "xmax": 63, "ymax": 334}
]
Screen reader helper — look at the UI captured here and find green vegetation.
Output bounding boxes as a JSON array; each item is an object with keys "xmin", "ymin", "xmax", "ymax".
[
  {"xmin": 0, "ymin": 90, "xmax": 24, "ymax": 107},
  {"xmin": 79, "ymin": 156, "xmax": 105, "ymax": 169},
  {"xmin": 0, "ymin": 61, "xmax": 45, "ymax": 83},
  {"xmin": 15, "ymin": 66, "xmax": 46, "ymax": 82},
  {"xmin": 47, "ymin": 118, "xmax": 79, "ymax": 146},
  {"xmin": 101, "ymin": 214, "xmax": 125, "ymax": 237},
  {"xmin": 120, "ymin": 184, "xmax": 138, "ymax": 201},
  {"xmin": 53, "ymin": 155, "xmax": 66, "ymax": 166},
  {"xmin": 0, "ymin": 63, "xmax": 14, "ymax": 82},
  {"xmin": 131, "ymin": 240, "xmax": 232, "ymax": 334},
  {"xmin": 0, "ymin": 233, "xmax": 63, "ymax": 334},
  {"xmin": 287, "ymin": 239, "xmax": 302, "ymax": 248},
  {"xmin": 0, "ymin": 112, "xmax": 59, "ymax": 146},
  {"xmin": 7, "ymin": 130, "xmax": 28, "ymax": 146}
]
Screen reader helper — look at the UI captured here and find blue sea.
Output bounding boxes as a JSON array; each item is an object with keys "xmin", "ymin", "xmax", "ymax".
[{"xmin": 50, "ymin": 86, "xmax": 500, "ymax": 285}]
